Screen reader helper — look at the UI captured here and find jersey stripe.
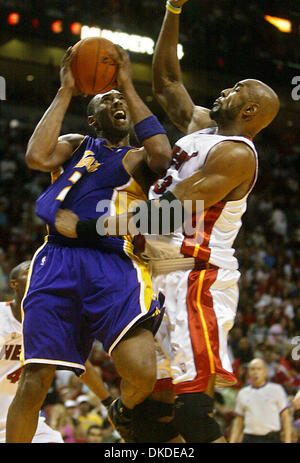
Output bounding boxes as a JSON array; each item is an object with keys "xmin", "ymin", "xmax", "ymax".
[{"xmin": 181, "ymin": 201, "xmax": 225, "ymax": 261}]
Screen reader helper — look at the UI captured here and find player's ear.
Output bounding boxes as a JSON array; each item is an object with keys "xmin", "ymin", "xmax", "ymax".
[
  {"xmin": 242, "ymin": 103, "xmax": 259, "ymax": 120},
  {"xmin": 9, "ymin": 279, "xmax": 17, "ymax": 291},
  {"xmin": 88, "ymin": 115, "xmax": 98, "ymax": 128}
]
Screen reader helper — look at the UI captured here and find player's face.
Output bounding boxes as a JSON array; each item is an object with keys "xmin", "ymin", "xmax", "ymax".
[
  {"xmin": 210, "ymin": 81, "xmax": 248, "ymax": 123},
  {"xmin": 95, "ymin": 90, "xmax": 131, "ymax": 136}
]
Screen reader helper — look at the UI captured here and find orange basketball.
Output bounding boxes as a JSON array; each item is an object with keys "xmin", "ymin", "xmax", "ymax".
[{"xmin": 70, "ymin": 37, "xmax": 118, "ymax": 95}]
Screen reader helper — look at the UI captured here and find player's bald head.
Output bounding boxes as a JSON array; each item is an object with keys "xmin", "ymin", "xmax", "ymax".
[
  {"xmin": 87, "ymin": 90, "xmax": 120, "ymax": 117},
  {"xmin": 9, "ymin": 261, "xmax": 31, "ymax": 282},
  {"xmin": 87, "ymin": 94, "xmax": 102, "ymax": 117},
  {"xmin": 240, "ymin": 79, "xmax": 280, "ymax": 134}
]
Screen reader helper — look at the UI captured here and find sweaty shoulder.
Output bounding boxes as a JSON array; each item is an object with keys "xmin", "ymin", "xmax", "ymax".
[
  {"xmin": 206, "ymin": 140, "xmax": 256, "ymax": 179},
  {"xmin": 122, "ymin": 147, "xmax": 144, "ymax": 172},
  {"xmin": 58, "ymin": 133, "xmax": 86, "ymax": 152},
  {"xmin": 187, "ymin": 106, "xmax": 216, "ymax": 134}
]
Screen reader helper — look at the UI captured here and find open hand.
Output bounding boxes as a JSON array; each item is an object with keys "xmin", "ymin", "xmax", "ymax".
[
  {"xmin": 60, "ymin": 47, "xmax": 81, "ymax": 96},
  {"xmin": 55, "ymin": 209, "xmax": 79, "ymax": 238}
]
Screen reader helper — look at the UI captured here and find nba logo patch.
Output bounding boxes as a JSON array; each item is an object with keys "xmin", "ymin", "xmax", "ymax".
[{"xmin": 41, "ymin": 256, "xmax": 47, "ymax": 266}]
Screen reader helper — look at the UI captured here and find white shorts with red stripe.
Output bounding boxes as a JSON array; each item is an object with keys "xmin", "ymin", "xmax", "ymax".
[{"xmin": 153, "ymin": 266, "xmax": 240, "ymax": 394}]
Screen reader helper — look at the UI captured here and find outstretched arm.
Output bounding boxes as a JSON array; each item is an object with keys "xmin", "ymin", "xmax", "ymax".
[
  {"xmin": 152, "ymin": 0, "xmax": 213, "ymax": 134},
  {"xmin": 26, "ymin": 48, "xmax": 84, "ymax": 172},
  {"xmin": 112, "ymin": 46, "xmax": 171, "ymax": 177}
]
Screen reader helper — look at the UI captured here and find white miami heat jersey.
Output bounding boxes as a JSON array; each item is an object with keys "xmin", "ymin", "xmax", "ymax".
[
  {"xmin": 0, "ymin": 301, "xmax": 64, "ymax": 443},
  {"xmin": 0, "ymin": 301, "xmax": 23, "ymax": 441},
  {"xmin": 147, "ymin": 127, "xmax": 258, "ymax": 270}
]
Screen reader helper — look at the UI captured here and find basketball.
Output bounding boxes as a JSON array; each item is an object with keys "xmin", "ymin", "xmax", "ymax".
[{"xmin": 70, "ymin": 37, "xmax": 118, "ymax": 95}]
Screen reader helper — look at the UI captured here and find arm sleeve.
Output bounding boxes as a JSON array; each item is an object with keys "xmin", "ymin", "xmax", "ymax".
[
  {"xmin": 234, "ymin": 391, "xmax": 245, "ymax": 416},
  {"xmin": 277, "ymin": 385, "xmax": 290, "ymax": 413}
]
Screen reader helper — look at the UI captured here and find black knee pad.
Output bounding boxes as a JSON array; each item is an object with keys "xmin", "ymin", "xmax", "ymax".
[
  {"xmin": 132, "ymin": 399, "xmax": 179, "ymax": 443},
  {"xmin": 174, "ymin": 393, "xmax": 223, "ymax": 443}
]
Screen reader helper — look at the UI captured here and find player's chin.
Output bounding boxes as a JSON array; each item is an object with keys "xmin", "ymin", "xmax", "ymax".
[
  {"xmin": 209, "ymin": 105, "xmax": 221, "ymax": 120},
  {"xmin": 113, "ymin": 118, "xmax": 130, "ymax": 131}
]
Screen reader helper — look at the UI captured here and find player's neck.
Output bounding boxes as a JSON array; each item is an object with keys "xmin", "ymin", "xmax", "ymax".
[
  {"xmin": 105, "ymin": 137, "xmax": 130, "ymax": 148},
  {"xmin": 10, "ymin": 299, "xmax": 22, "ymax": 323},
  {"xmin": 216, "ymin": 124, "xmax": 254, "ymax": 139},
  {"xmin": 99, "ymin": 131, "xmax": 130, "ymax": 148}
]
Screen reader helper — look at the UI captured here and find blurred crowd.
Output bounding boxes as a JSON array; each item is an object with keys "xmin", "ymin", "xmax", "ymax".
[
  {"xmin": 0, "ymin": 114, "xmax": 299, "ymax": 442},
  {"xmin": 2, "ymin": 0, "xmax": 299, "ymax": 86}
]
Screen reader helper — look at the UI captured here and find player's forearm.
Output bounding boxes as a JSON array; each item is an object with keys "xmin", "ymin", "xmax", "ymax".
[
  {"xmin": 153, "ymin": 8, "xmax": 182, "ymax": 94},
  {"xmin": 120, "ymin": 82, "xmax": 172, "ymax": 173},
  {"xmin": 120, "ymin": 80, "xmax": 153, "ymax": 125},
  {"xmin": 26, "ymin": 87, "xmax": 72, "ymax": 166},
  {"xmin": 80, "ymin": 360, "xmax": 111, "ymax": 402},
  {"xmin": 152, "ymin": 4, "xmax": 194, "ymax": 134}
]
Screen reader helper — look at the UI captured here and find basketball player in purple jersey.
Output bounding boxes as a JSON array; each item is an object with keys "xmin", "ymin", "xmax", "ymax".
[{"xmin": 5, "ymin": 47, "xmax": 180, "ymax": 443}]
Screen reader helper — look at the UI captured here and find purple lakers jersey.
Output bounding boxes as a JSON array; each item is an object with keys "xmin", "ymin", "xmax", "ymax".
[{"xmin": 36, "ymin": 136, "xmax": 146, "ymax": 241}]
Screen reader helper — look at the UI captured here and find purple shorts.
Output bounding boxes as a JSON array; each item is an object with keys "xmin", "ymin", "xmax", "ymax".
[{"xmin": 21, "ymin": 236, "xmax": 163, "ymax": 376}]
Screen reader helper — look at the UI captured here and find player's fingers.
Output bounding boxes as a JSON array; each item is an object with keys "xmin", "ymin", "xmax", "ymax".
[
  {"xmin": 61, "ymin": 47, "xmax": 74, "ymax": 65},
  {"xmin": 107, "ymin": 47, "xmax": 122, "ymax": 64},
  {"xmin": 114, "ymin": 44, "xmax": 129, "ymax": 63}
]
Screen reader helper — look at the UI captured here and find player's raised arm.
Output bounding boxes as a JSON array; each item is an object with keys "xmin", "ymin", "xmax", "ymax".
[
  {"xmin": 112, "ymin": 45, "xmax": 172, "ymax": 176},
  {"xmin": 26, "ymin": 48, "xmax": 84, "ymax": 172},
  {"xmin": 153, "ymin": 0, "xmax": 213, "ymax": 134}
]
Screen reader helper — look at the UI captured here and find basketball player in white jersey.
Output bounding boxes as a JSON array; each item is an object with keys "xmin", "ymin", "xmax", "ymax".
[
  {"xmin": 54, "ymin": 0, "xmax": 280, "ymax": 443},
  {"xmin": 1, "ymin": 261, "xmax": 116, "ymax": 443},
  {"xmin": 0, "ymin": 261, "xmax": 64, "ymax": 443},
  {"xmin": 144, "ymin": 0, "xmax": 279, "ymax": 443}
]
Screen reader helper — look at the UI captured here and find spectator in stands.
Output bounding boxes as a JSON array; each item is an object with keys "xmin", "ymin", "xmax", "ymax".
[
  {"xmin": 232, "ymin": 337, "xmax": 253, "ymax": 364},
  {"xmin": 76, "ymin": 395, "xmax": 103, "ymax": 438},
  {"xmin": 248, "ymin": 314, "xmax": 268, "ymax": 347},
  {"xmin": 86, "ymin": 425, "xmax": 103, "ymax": 443},
  {"xmin": 101, "ymin": 418, "xmax": 122, "ymax": 443},
  {"xmin": 47, "ymin": 403, "xmax": 77, "ymax": 443}
]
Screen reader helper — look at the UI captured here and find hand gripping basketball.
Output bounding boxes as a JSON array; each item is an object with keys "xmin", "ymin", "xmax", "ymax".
[
  {"xmin": 70, "ymin": 37, "xmax": 118, "ymax": 95},
  {"xmin": 60, "ymin": 47, "xmax": 81, "ymax": 96},
  {"xmin": 107, "ymin": 45, "xmax": 133, "ymax": 92}
]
